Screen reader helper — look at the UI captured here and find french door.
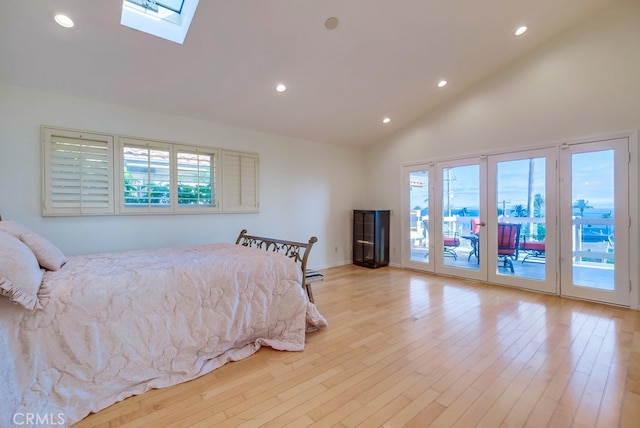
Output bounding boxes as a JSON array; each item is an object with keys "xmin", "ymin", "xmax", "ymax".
[
  {"xmin": 403, "ymin": 139, "xmax": 631, "ymax": 306},
  {"xmin": 403, "ymin": 151, "xmax": 557, "ymax": 293},
  {"xmin": 434, "ymin": 158, "xmax": 487, "ymax": 281},
  {"xmin": 403, "ymin": 158, "xmax": 489, "ymax": 280},
  {"xmin": 402, "ymin": 158, "xmax": 488, "ymax": 280},
  {"xmin": 403, "ymin": 164, "xmax": 433, "ymax": 272},
  {"xmin": 487, "ymin": 148, "xmax": 558, "ymax": 294},
  {"xmin": 559, "ymin": 138, "xmax": 629, "ymax": 306},
  {"xmin": 402, "ymin": 148, "xmax": 564, "ymax": 297}
]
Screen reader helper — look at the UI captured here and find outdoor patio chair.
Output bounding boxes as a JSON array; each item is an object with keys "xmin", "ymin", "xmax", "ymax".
[
  {"xmin": 519, "ymin": 237, "xmax": 545, "ymax": 263},
  {"xmin": 470, "ymin": 218, "xmax": 481, "ymax": 234},
  {"xmin": 464, "ymin": 218, "xmax": 482, "ymax": 262},
  {"xmin": 497, "ymin": 223, "xmax": 521, "ymax": 273},
  {"xmin": 607, "ymin": 234, "xmax": 615, "ymax": 254},
  {"xmin": 443, "ymin": 232, "xmax": 461, "ymax": 259}
]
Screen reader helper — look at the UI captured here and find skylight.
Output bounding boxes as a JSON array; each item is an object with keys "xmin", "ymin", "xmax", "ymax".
[{"xmin": 121, "ymin": 0, "xmax": 199, "ymax": 44}]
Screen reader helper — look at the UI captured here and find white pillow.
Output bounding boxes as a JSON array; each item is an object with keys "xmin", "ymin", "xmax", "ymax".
[
  {"xmin": 0, "ymin": 221, "xmax": 67, "ymax": 271},
  {"xmin": 0, "ymin": 230, "xmax": 44, "ymax": 310}
]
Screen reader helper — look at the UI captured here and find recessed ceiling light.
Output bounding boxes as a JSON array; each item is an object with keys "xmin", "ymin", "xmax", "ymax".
[
  {"xmin": 275, "ymin": 84, "xmax": 287, "ymax": 93},
  {"xmin": 515, "ymin": 26, "xmax": 527, "ymax": 36},
  {"xmin": 54, "ymin": 14, "xmax": 75, "ymax": 28},
  {"xmin": 382, "ymin": 117, "xmax": 391, "ymax": 124},
  {"xmin": 437, "ymin": 80, "xmax": 448, "ymax": 88}
]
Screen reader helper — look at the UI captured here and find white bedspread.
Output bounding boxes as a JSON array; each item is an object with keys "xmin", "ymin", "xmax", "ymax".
[{"xmin": 0, "ymin": 243, "xmax": 327, "ymax": 427}]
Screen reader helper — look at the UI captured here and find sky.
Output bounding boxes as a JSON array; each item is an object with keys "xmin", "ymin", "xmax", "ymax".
[{"xmin": 410, "ymin": 150, "xmax": 615, "ymax": 216}]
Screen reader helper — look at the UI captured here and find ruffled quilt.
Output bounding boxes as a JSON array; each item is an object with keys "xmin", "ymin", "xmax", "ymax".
[{"xmin": 0, "ymin": 243, "xmax": 326, "ymax": 427}]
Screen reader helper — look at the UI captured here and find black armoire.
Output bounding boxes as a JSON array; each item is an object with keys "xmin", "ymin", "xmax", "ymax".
[{"xmin": 353, "ymin": 210, "xmax": 390, "ymax": 268}]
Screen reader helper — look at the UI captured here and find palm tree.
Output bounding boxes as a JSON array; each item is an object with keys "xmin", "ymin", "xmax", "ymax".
[
  {"xmin": 573, "ymin": 199, "xmax": 593, "ymax": 217},
  {"xmin": 533, "ymin": 193, "xmax": 544, "ymax": 217},
  {"xmin": 533, "ymin": 193, "xmax": 545, "ymax": 241},
  {"xmin": 526, "ymin": 158, "xmax": 535, "ymax": 221},
  {"xmin": 511, "ymin": 204, "xmax": 528, "ymax": 217}
]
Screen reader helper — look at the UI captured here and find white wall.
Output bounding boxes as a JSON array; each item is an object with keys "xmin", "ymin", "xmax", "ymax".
[
  {"xmin": 0, "ymin": 84, "xmax": 365, "ymax": 269},
  {"xmin": 365, "ymin": 0, "xmax": 640, "ymax": 260},
  {"xmin": 364, "ymin": 0, "xmax": 640, "ymax": 305}
]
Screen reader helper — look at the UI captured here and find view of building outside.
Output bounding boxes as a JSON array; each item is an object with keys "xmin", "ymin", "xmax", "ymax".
[{"xmin": 123, "ymin": 146, "xmax": 214, "ymax": 207}]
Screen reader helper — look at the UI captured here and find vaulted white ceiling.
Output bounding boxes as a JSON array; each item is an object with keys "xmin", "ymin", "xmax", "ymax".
[{"xmin": 0, "ymin": 0, "xmax": 618, "ymax": 147}]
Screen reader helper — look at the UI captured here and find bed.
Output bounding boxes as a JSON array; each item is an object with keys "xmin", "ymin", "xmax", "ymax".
[{"xmin": 0, "ymin": 220, "xmax": 327, "ymax": 427}]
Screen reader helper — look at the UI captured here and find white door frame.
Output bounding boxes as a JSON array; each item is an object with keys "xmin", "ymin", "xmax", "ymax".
[
  {"xmin": 399, "ymin": 131, "xmax": 638, "ymax": 310},
  {"xmin": 487, "ymin": 147, "xmax": 558, "ymax": 294},
  {"xmin": 559, "ymin": 137, "xmax": 630, "ymax": 306},
  {"xmin": 434, "ymin": 156, "xmax": 488, "ymax": 281},
  {"xmin": 401, "ymin": 163, "xmax": 435, "ymax": 272}
]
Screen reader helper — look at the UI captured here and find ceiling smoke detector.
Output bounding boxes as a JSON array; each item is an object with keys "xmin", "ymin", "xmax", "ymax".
[{"xmin": 325, "ymin": 17, "xmax": 339, "ymax": 30}]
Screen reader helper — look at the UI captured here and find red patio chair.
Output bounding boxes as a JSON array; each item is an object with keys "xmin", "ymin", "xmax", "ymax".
[
  {"xmin": 470, "ymin": 218, "xmax": 481, "ymax": 234},
  {"xmin": 519, "ymin": 238, "xmax": 545, "ymax": 263},
  {"xmin": 443, "ymin": 232, "xmax": 461, "ymax": 259},
  {"xmin": 497, "ymin": 223, "xmax": 521, "ymax": 273}
]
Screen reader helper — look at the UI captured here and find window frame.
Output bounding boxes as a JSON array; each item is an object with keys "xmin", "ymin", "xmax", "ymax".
[
  {"xmin": 118, "ymin": 137, "xmax": 175, "ymax": 214},
  {"xmin": 42, "ymin": 126, "xmax": 256, "ymax": 216},
  {"xmin": 42, "ymin": 127, "xmax": 116, "ymax": 216},
  {"xmin": 174, "ymin": 144, "xmax": 221, "ymax": 213}
]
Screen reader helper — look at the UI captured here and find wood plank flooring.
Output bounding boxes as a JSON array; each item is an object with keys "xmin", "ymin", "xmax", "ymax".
[{"xmin": 75, "ymin": 265, "xmax": 640, "ymax": 427}]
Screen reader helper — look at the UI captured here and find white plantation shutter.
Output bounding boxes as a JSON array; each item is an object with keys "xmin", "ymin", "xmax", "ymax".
[
  {"xmin": 43, "ymin": 128, "xmax": 114, "ymax": 215},
  {"xmin": 41, "ymin": 126, "xmax": 258, "ymax": 216},
  {"xmin": 222, "ymin": 150, "xmax": 259, "ymax": 212}
]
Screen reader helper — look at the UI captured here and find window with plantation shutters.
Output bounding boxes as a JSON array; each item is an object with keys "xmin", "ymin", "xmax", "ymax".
[
  {"xmin": 42, "ymin": 126, "xmax": 257, "ymax": 216},
  {"xmin": 176, "ymin": 146, "xmax": 219, "ymax": 210},
  {"xmin": 222, "ymin": 150, "xmax": 259, "ymax": 212},
  {"xmin": 42, "ymin": 127, "xmax": 115, "ymax": 216},
  {"xmin": 120, "ymin": 138, "xmax": 172, "ymax": 212}
]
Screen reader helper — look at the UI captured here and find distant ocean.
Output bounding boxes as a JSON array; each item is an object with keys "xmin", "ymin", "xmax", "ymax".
[{"xmin": 422, "ymin": 207, "xmax": 614, "ymax": 218}]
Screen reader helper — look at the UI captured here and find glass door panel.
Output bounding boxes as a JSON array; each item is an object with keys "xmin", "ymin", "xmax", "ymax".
[
  {"xmin": 403, "ymin": 164, "xmax": 433, "ymax": 271},
  {"xmin": 441, "ymin": 164, "xmax": 480, "ymax": 269},
  {"xmin": 487, "ymin": 149, "xmax": 557, "ymax": 294},
  {"xmin": 403, "ymin": 141, "xmax": 629, "ymax": 307},
  {"xmin": 436, "ymin": 158, "xmax": 487, "ymax": 281},
  {"xmin": 559, "ymin": 138, "xmax": 629, "ymax": 306}
]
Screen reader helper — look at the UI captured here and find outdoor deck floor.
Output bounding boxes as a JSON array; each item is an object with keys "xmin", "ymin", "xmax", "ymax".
[{"xmin": 410, "ymin": 245, "xmax": 614, "ymax": 291}]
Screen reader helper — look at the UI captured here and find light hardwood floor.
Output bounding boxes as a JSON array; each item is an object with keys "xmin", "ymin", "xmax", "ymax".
[{"xmin": 75, "ymin": 265, "xmax": 640, "ymax": 427}]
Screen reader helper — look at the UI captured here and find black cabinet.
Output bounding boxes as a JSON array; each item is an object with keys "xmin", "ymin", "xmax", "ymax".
[{"xmin": 353, "ymin": 210, "xmax": 390, "ymax": 268}]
